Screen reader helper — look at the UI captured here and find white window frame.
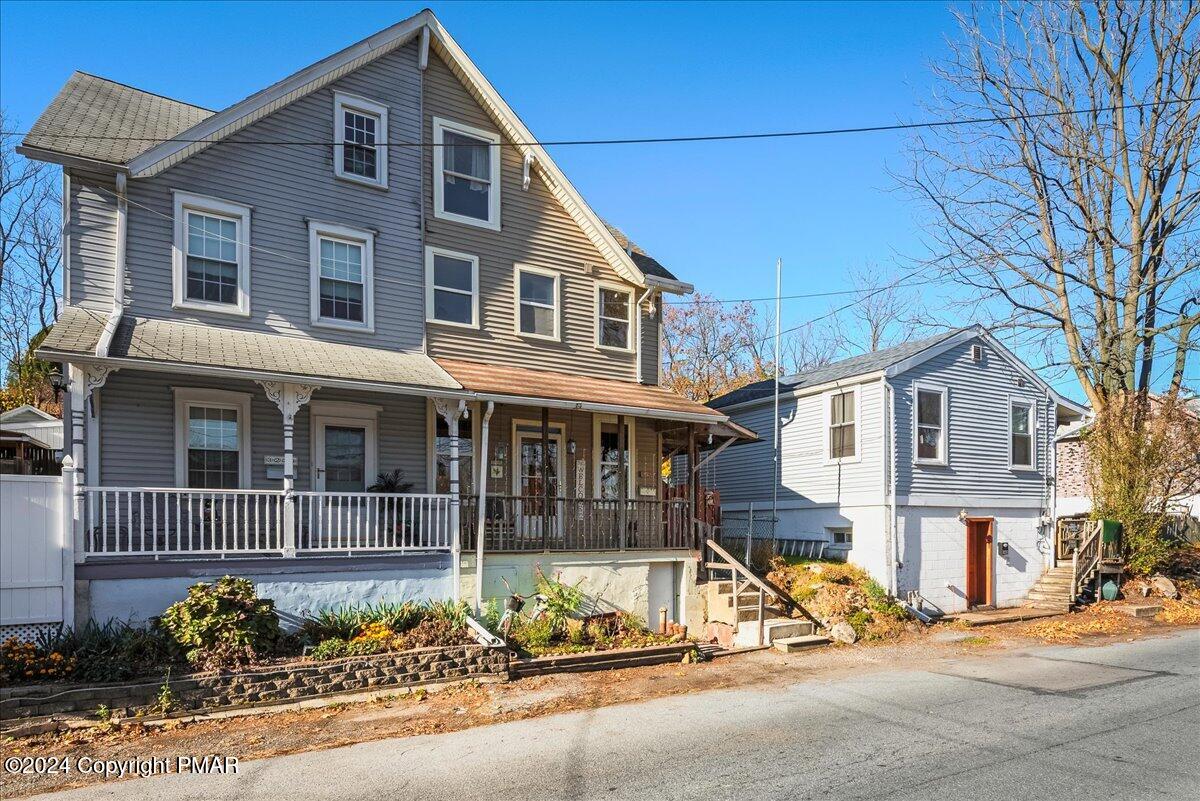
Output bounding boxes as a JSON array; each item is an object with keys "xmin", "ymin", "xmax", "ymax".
[
  {"xmin": 595, "ymin": 282, "xmax": 635, "ymax": 352},
  {"xmin": 912, "ymin": 382, "xmax": 949, "ymax": 466},
  {"xmin": 823, "ymin": 385, "xmax": 861, "ymax": 464},
  {"xmin": 432, "ymin": 116, "xmax": 501, "ymax": 231},
  {"xmin": 173, "ymin": 387, "xmax": 252, "ymax": 488},
  {"xmin": 172, "ymin": 191, "xmax": 251, "ymax": 317},
  {"xmin": 333, "ymin": 92, "xmax": 388, "ymax": 189},
  {"xmin": 308, "ymin": 221, "xmax": 375, "ymax": 332},
  {"xmin": 591, "ymin": 414, "xmax": 637, "ymax": 499},
  {"xmin": 425, "ymin": 246, "xmax": 480, "ymax": 329},
  {"xmin": 1009, "ymin": 397, "xmax": 1036, "ymax": 471},
  {"xmin": 514, "ymin": 264, "xmax": 560, "ymax": 341},
  {"xmin": 826, "ymin": 526, "xmax": 853, "ymax": 547}
]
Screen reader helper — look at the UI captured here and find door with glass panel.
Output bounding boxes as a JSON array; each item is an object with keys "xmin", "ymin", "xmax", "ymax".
[
  {"xmin": 513, "ymin": 425, "xmax": 564, "ymax": 544},
  {"xmin": 311, "ymin": 416, "xmax": 376, "ymax": 548}
]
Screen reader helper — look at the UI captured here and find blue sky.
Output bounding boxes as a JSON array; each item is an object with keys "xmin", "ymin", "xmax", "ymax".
[{"xmin": 7, "ymin": 1, "xmax": 1090, "ymax": 385}]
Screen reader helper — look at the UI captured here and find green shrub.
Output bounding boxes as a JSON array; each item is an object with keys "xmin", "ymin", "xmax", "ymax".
[
  {"xmin": 423, "ymin": 599, "xmax": 469, "ymax": 627},
  {"xmin": 38, "ymin": 620, "xmax": 179, "ymax": 682},
  {"xmin": 481, "ymin": 598, "xmax": 502, "ymax": 636},
  {"xmin": 159, "ymin": 577, "xmax": 281, "ymax": 670},
  {"xmin": 534, "ymin": 566, "xmax": 584, "ymax": 633},
  {"xmin": 846, "ymin": 610, "xmax": 871, "ymax": 637},
  {"xmin": 508, "ymin": 616, "xmax": 554, "ymax": 653}
]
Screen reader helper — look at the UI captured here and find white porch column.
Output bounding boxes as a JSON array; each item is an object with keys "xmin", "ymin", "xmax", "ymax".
[
  {"xmin": 434, "ymin": 397, "xmax": 468, "ymax": 602},
  {"xmin": 258, "ymin": 381, "xmax": 319, "ymax": 557},
  {"xmin": 67, "ymin": 363, "xmax": 115, "ymax": 566}
]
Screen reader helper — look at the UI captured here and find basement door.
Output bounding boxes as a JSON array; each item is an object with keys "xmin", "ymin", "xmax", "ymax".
[{"xmin": 965, "ymin": 518, "xmax": 994, "ymax": 607}]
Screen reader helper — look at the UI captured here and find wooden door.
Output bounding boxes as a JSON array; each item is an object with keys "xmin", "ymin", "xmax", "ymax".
[{"xmin": 965, "ymin": 518, "xmax": 994, "ymax": 607}]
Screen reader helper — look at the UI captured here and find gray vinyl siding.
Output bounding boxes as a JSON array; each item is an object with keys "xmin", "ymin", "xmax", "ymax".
[
  {"xmin": 712, "ymin": 378, "xmax": 885, "ymax": 506},
  {"xmin": 97, "ymin": 370, "xmax": 427, "ymax": 491},
  {"xmin": 640, "ymin": 307, "xmax": 660, "ymax": 385},
  {"xmin": 69, "ymin": 42, "xmax": 425, "ymax": 352},
  {"xmin": 892, "ymin": 336, "xmax": 1052, "ymax": 500},
  {"xmin": 421, "ymin": 52, "xmax": 644, "ymax": 382},
  {"xmin": 67, "ymin": 170, "xmax": 118, "ymax": 311}
]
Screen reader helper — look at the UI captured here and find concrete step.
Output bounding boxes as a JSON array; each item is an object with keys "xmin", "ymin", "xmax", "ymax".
[
  {"xmin": 1026, "ymin": 589, "xmax": 1073, "ymax": 602},
  {"xmin": 733, "ymin": 617, "xmax": 812, "ymax": 648},
  {"xmin": 1027, "ymin": 600, "xmax": 1072, "ymax": 612},
  {"xmin": 773, "ymin": 635, "xmax": 833, "ymax": 653},
  {"xmin": 736, "ymin": 606, "xmax": 788, "ymax": 623}
]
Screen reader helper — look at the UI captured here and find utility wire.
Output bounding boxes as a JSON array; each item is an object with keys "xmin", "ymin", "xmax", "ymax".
[{"xmin": 5, "ymin": 97, "xmax": 1196, "ymax": 148}]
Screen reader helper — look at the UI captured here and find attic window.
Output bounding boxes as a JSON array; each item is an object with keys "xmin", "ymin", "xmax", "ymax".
[
  {"xmin": 433, "ymin": 117, "xmax": 501, "ymax": 230},
  {"xmin": 334, "ymin": 92, "xmax": 388, "ymax": 188}
]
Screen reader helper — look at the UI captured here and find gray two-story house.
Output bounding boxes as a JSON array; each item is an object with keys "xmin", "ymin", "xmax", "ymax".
[
  {"xmin": 708, "ymin": 327, "xmax": 1087, "ymax": 614},
  {"xmin": 22, "ymin": 10, "xmax": 749, "ymax": 630}
]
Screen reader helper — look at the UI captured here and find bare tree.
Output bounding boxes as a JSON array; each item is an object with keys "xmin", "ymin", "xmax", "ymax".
[
  {"xmin": 846, "ymin": 263, "xmax": 921, "ymax": 352},
  {"xmin": 0, "ymin": 114, "xmax": 61, "ymax": 387},
  {"xmin": 904, "ymin": 1, "xmax": 1200, "ymax": 408}
]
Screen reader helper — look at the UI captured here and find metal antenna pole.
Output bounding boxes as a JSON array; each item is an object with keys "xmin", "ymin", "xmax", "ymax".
[{"xmin": 772, "ymin": 257, "xmax": 781, "ymax": 547}]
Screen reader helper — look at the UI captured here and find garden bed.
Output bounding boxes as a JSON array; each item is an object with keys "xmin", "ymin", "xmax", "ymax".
[
  {"xmin": 510, "ymin": 642, "xmax": 697, "ymax": 678},
  {"xmin": 765, "ymin": 557, "xmax": 918, "ymax": 642},
  {"xmin": 0, "ymin": 644, "xmax": 509, "ymax": 723}
]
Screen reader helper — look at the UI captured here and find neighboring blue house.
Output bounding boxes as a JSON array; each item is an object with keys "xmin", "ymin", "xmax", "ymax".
[{"xmin": 708, "ymin": 326, "xmax": 1088, "ymax": 614}]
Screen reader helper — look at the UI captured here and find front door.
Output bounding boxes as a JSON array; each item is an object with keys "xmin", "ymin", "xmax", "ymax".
[
  {"xmin": 965, "ymin": 518, "xmax": 994, "ymax": 607},
  {"xmin": 313, "ymin": 416, "xmax": 376, "ymax": 493},
  {"xmin": 513, "ymin": 427, "xmax": 564, "ymax": 542}
]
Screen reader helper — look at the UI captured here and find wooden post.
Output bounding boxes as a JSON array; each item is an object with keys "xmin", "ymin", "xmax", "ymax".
[
  {"xmin": 687, "ymin": 423, "xmax": 699, "ymax": 549},
  {"xmin": 617, "ymin": 414, "xmax": 627, "ymax": 550},
  {"xmin": 541, "ymin": 406, "xmax": 550, "ymax": 552}
]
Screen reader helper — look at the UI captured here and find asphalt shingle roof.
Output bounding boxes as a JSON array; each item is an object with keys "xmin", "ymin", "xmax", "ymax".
[
  {"xmin": 708, "ymin": 328, "xmax": 969, "ymax": 409},
  {"xmin": 38, "ymin": 307, "xmax": 461, "ymax": 391},
  {"xmin": 23, "ymin": 72, "xmax": 214, "ymax": 166},
  {"xmin": 603, "ymin": 224, "xmax": 679, "ymax": 282}
]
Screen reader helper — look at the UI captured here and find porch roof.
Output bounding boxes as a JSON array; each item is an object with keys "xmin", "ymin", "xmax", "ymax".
[
  {"xmin": 434, "ymin": 357, "xmax": 729, "ymax": 424},
  {"xmin": 37, "ymin": 307, "xmax": 464, "ymax": 395}
]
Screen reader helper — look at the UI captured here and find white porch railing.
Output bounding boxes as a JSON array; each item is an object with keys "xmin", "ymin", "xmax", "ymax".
[
  {"xmin": 80, "ymin": 487, "xmax": 455, "ymax": 557},
  {"xmin": 295, "ymin": 491, "xmax": 454, "ymax": 552}
]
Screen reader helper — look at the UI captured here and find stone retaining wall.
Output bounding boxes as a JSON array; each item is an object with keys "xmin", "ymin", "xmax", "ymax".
[{"xmin": 1, "ymin": 645, "xmax": 509, "ymax": 720}]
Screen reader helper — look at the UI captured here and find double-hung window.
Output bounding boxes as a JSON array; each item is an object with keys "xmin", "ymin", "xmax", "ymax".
[
  {"xmin": 174, "ymin": 388, "xmax": 251, "ymax": 489},
  {"xmin": 334, "ymin": 92, "xmax": 388, "ymax": 188},
  {"xmin": 597, "ymin": 284, "xmax": 633, "ymax": 350},
  {"xmin": 1010, "ymin": 400, "xmax": 1035, "ymax": 469},
  {"xmin": 827, "ymin": 388, "xmax": 858, "ymax": 461},
  {"xmin": 515, "ymin": 266, "xmax": 559, "ymax": 339},
  {"xmin": 433, "ymin": 117, "xmax": 501, "ymax": 229},
  {"xmin": 308, "ymin": 222, "xmax": 374, "ymax": 330},
  {"xmin": 914, "ymin": 385, "xmax": 947, "ymax": 464},
  {"xmin": 425, "ymin": 247, "xmax": 479, "ymax": 327},
  {"xmin": 172, "ymin": 192, "xmax": 251, "ymax": 316}
]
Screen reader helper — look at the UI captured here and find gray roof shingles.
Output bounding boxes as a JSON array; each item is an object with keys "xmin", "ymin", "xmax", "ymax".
[
  {"xmin": 708, "ymin": 328, "xmax": 969, "ymax": 409},
  {"xmin": 38, "ymin": 307, "xmax": 461, "ymax": 391},
  {"xmin": 23, "ymin": 72, "xmax": 213, "ymax": 165}
]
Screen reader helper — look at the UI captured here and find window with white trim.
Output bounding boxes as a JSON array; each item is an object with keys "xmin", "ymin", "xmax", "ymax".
[
  {"xmin": 597, "ymin": 285, "xmax": 633, "ymax": 350},
  {"xmin": 915, "ymin": 386, "xmax": 946, "ymax": 463},
  {"xmin": 425, "ymin": 247, "xmax": 478, "ymax": 327},
  {"xmin": 516, "ymin": 266, "xmax": 558, "ymax": 339},
  {"xmin": 1010, "ymin": 400, "xmax": 1034, "ymax": 468},
  {"xmin": 174, "ymin": 388, "xmax": 251, "ymax": 489},
  {"xmin": 309, "ymin": 222, "xmax": 374, "ymax": 330},
  {"xmin": 827, "ymin": 526, "xmax": 853, "ymax": 546},
  {"xmin": 433, "ymin": 117, "xmax": 501, "ymax": 229},
  {"xmin": 172, "ymin": 192, "xmax": 251, "ymax": 316},
  {"xmin": 828, "ymin": 389, "xmax": 857, "ymax": 460},
  {"xmin": 334, "ymin": 92, "xmax": 388, "ymax": 188}
]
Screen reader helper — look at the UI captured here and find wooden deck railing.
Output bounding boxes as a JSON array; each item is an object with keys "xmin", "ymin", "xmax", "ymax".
[{"xmin": 460, "ymin": 495, "xmax": 693, "ymax": 552}]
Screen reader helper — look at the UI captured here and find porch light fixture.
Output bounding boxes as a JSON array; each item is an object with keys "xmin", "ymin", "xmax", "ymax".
[
  {"xmin": 496, "ymin": 442, "xmax": 508, "ymax": 461},
  {"xmin": 567, "ymin": 438, "xmax": 576, "ymax": 455},
  {"xmin": 48, "ymin": 367, "xmax": 66, "ymax": 397}
]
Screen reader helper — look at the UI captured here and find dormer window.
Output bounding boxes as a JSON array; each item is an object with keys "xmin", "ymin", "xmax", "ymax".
[
  {"xmin": 334, "ymin": 92, "xmax": 388, "ymax": 188},
  {"xmin": 433, "ymin": 117, "xmax": 501, "ymax": 230}
]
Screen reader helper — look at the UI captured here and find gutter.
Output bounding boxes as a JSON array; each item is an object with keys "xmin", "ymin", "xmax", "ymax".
[
  {"xmin": 634, "ymin": 287, "xmax": 653, "ymax": 384},
  {"xmin": 94, "ymin": 173, "xmax": 127, "ymax": 357}
]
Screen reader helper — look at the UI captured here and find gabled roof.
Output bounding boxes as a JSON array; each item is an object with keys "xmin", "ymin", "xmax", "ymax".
[
  {"xmin": 0, "ymin": 405, "xmax": 59, "ymax": 423},
  {"xmin": 709, "ymin": 328, "xmax": 965, "ymax": 409},
  {"xmin": 21, "ymin": 72, "xmax": 213, "ymax": 166},
  {"xmin": 21, "ymin": 10, "xmax": 680, "ymax": 291}
]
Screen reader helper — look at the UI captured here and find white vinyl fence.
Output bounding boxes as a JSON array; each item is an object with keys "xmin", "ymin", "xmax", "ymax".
[{"xmin": 0, "ymin": 475, "xmax": 69, "ymax": 637}]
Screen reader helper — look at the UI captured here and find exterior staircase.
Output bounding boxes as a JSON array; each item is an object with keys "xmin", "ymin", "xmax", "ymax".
[
  {"xmin": 704, "ymin": 539, "xmax": 831, "ymax": 652},
  {"xmin": 1023, "ymin": 565, "xmax": 1076, "ymax": 612}
]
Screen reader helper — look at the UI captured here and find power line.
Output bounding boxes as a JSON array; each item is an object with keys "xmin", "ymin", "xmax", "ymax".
[
  {"xmin": 5, "ymin": 97, "xmax": 1196, "ymax": 148},
  {"xmin": 664, "ymin": 278, "xmax": 941, "ymax": 305}
]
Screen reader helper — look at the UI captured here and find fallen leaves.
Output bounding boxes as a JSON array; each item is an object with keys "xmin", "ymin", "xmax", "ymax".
[{"xmin": 1155, "ymin": 598, "xmax": 1200, "ymax": 625}]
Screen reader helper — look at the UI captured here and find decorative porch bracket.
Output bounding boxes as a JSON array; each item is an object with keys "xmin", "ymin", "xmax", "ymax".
[
  {"xmin": 258, "ymin": 381, "xmax": 319, "ymax": 556},
  {"xmin": 433, "ymin": 397, "xmax": 468, "ymax": 602}
]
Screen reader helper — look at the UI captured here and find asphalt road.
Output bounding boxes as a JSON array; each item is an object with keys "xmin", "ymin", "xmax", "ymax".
[{"xmin": 34, "ymin": 630, "xmax": 1200, "ymax": 800}]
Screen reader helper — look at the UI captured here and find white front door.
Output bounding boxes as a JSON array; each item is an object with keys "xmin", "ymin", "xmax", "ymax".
[{"xmin": 313, "ymin": 415, "xmax": 377, "ymax": 492}]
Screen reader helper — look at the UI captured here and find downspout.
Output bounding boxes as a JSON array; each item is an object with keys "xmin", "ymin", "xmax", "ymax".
[
  {"xmin": 634, "ymin": 288, "xmax": 654, "ymax": 384},
  {"xmin": 95, "ymin": 172, "xmax": 127, "ymax": 357},
  {"xmin": 884, "ymin": 378, "xmax": 899, "ymax": 596},
  {"xmin": 474, "ymin": 401, "xmax": 494, "ymax": 614}
]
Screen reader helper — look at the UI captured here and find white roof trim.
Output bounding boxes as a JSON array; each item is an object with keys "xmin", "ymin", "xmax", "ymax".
[
  {"xmin": 126, "ymin": 10, "xmax": 649, "ymax": 288},
  {"xmin": 0, "ymin": 404, "xmax": 59, "ymax": 422}
]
